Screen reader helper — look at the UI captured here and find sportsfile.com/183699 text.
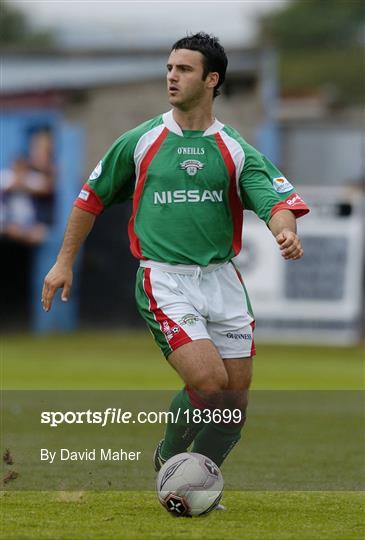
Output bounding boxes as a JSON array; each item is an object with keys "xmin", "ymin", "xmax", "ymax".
[{"xmin": 40, "ymin": 407, "xmax": 243, "ymax": 427}]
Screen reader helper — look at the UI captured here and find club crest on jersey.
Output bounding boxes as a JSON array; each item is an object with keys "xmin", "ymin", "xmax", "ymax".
[{"xmin": 179, "ymin": 159, "xmax": 204, "ymax": 177}]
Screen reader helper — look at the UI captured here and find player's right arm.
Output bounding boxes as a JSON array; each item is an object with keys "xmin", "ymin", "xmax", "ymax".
[
  {"xmin": 41, "ymin": 207, "xmax": 95, "ymax": 312},
  {"xmin": 41, "ymin": 125, "xmax": 144, "ymax": 312},
  {"xmin": 41, "ymin": 117, "xmax": 162, "ymax": 312}
]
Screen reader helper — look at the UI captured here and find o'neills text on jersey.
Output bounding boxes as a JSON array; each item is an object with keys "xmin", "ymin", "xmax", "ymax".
[
  {"xmin": 154, "ymin": 190, "xmax": 223, "ymax": 204},
  {"xmin": 177, "ymin": 147, "xmax": 205, "ymax": 155}
]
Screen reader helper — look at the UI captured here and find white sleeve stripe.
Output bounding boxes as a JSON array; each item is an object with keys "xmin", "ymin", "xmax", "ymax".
[
  {"xmin": 134, "ymin": 124, "xmax": 166, "ymax": 186},
  {"xmin": 219, "ymin": 130, "xmax": 245, "ymax": 198}
]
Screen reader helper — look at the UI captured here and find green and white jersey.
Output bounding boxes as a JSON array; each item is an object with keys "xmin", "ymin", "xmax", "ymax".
[{"xmin": 75, "ymin": 110, "xmax": 309, "ymax": 265}]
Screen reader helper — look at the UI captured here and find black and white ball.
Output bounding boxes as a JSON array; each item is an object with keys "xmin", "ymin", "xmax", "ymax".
[{"xmin": 156, "ymin": 452, "xmax": 224, "ymax": 517}]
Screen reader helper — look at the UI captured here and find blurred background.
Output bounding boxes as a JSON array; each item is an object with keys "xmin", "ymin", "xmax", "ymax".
[{"xmin": 1, "ymin": 0, "xmax": 364, "ymax": 346}]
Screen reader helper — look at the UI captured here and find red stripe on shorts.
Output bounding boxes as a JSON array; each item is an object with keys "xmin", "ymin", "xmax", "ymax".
[
  {"xmin": 250, "ymin": 321, "xmax": 256, "ymax": 357},
  {"xmin": 234, "ymin": 265, "xmax": 244, "ymax": 284},
  {"xmin": 143, "ymin": 267, "xmax": 192, "ymax": 351},
  {"xmin": 234, "ymin": 264, "xmax": 256, "ymax": 357}
]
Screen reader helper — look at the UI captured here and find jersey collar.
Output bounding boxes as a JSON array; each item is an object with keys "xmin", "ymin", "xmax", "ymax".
[{"xmin": 162, "ymin": 110, "xmax": 224, "ymax": 137}]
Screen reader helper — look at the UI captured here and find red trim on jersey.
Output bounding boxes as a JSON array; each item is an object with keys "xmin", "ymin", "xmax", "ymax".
[
  {"xmin": 214, "ymin": 132, "xmax": 243, "ymax": 255},
  {"xmin": 270, "ymin": 192, "xmax": 310, "ymax": 220},
  {"xmin": 143, "ymin": 267, "xmax": 192, "ymax": 351},
  {"xmin": 74, "ymin": 183, "xmax": 104, "ymax": 215},
  {"xmin": 128, "ymin": 127, "xmax": 169, "ymax": 259}
]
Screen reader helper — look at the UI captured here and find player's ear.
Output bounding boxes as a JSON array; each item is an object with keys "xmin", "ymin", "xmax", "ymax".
[{"xmin": 206, "ymin": 72, "xmax": 219, "ymax": 91}]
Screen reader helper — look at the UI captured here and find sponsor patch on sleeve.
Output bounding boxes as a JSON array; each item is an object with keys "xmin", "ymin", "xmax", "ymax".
[
  {"xmin": 285, "ymin": 193, "xmax": 304, "ymax": 207},
  {"xmin": 78, "ymin": 189, "xmax": 90, "ymax": 201},
  {"xmin": 270, "ymin": 192, "xmax": 310, "ymax": 219},
  {"xmin": 89, "ymin": 160, "xmax": 102, "ymax": 180},
  {"xmin": 273, "ymin": 176, "xmax": 294, "ymax": 193}
]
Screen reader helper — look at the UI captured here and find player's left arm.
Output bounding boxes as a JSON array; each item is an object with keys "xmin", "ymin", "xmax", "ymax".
[
  {"xmin": 238, "ymin": 142, "xmax": 309, "ymax": 261},
  {"xmin": 268, "ymin": 209, "xmax": 303, "ymax": 260}
]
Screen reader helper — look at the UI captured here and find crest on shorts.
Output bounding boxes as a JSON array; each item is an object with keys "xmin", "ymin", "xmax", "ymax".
[
  {"xmin": 180, "ymin": 160, "xmax": 204, "ymax": 177},
  {"xmin": 162, "ymin": 320, "xmax": 180, "ymax": 341},
  {"xmin": 179, "ymin": 314, "xmax": 199, "ymax": 326}
]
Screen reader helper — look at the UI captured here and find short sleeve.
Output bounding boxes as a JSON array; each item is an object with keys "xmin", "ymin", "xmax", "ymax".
[
  {"xmin": 239, "ymin": 144, "xmax": 309, "ymax": 224},
  {"xmin": 74, "ymin": 132, "xmax": 136, "ymax": 215}
]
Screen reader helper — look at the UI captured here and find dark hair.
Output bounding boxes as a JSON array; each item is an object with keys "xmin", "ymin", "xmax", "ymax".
[{"xmin": 171, "ymin": 32, "xmax": 228, "ymax": 98}]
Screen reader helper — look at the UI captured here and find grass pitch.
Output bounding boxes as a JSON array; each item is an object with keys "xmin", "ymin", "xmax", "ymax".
[
  {"xmin": 3, "ymin": 331, "xmax": 364, "ymax": 390},
  {"xmin": 1, "ymin": 331, "xmax": 365, "ymax": 539},
  {"xmin": 2, "ymin": 491, "xmax": 363, "ymax": 540}
]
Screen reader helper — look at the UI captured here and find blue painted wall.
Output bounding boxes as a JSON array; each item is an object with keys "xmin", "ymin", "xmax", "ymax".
[{"xmin": 1, "ymin": 110, "xmax": 84, "ymax": 333}]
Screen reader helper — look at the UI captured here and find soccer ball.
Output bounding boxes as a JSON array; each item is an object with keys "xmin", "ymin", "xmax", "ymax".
[{"xmin": 156, "ymin": 452, "xmax": 224, "ymax": 517}]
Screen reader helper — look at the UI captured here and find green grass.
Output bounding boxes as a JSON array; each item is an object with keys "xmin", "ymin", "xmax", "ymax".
[
  {"xmin": 2, "ymin": 331, "xmax": 364, "ymax": 389},
  {"xmin": 2, "ymin": 491, "xmax": 364, "ymax": 540},
  {"xmin": 1, "ymin": 332, "xmax": 364, "ymax": 539}
]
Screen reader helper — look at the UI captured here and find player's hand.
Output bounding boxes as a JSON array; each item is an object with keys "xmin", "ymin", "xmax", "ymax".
[
  {"xmin": 41, "ymin": 262, "xmax": 73, "ymax": 312},
  {"xmin": 275, "ymin": 229, "xmax": 303, "ymax": 260}
]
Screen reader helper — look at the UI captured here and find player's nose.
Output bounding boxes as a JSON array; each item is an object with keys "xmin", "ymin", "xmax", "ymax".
[{"xmin": 167, "ymin": 67, "xmax": 178, "ymax": 82}]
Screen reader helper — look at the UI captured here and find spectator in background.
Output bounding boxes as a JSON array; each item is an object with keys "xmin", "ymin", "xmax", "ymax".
[
  {"xmin": 28, "ymin": 129, "xmax": 55, "ymax": 227},
  {"xmin": 1, "ymin": 130, "xmax": 55, "ymax": 245}
]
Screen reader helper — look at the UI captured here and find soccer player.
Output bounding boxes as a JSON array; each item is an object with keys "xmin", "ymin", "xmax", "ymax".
[{"xmin": 42, "ymin": 33, "xmax": 309, "ymax": 477}]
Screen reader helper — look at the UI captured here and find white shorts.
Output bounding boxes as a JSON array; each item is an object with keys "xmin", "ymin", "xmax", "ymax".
[{"xmin": 135, "ymin": 260, "xmax": 256, "ymax": 359}]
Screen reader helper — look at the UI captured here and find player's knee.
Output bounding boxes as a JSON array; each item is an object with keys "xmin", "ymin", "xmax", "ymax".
[
  {"xmin": 215, "ymin": 389, "xmax": 249, "ymax": 419},
  {"xmin": 230, "ymin": 389, "xmax": 249, "ymax": 411},
  {"xmin": 195, "ymin": 372, "xmax": 229, "ymax": 398}
]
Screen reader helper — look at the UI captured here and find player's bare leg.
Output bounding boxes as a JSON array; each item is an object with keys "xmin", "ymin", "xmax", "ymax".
[
  {"xmin": 154, "ymin": 339, "xmax": 228, "ymax": 466},
  {"xmin": 191, "ymin": 357, "xmax": 252, "ymax": 466},
  {"xmin": 223, "ymin": 357, "xmax": 253, "ymax": 412},
  {"xmin": 155, "ymin": 339, "xmax": 252, "ymax": 468},
  {"xmin": 168, "ymin": 339, "xmax": 228, "ymax": 398}
]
